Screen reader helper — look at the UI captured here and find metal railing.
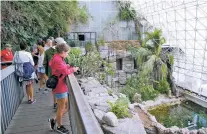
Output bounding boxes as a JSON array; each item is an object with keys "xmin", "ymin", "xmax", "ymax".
[
  {"xmin": 0, "ymin": 61, "xmax": 13, "ymax": 70},
  {"xmin": 0, "ymin": 65, "xmax": 24, "ymax": 134},
  {"xmin": 66, "ymin": 74, "xmax": 104, "ymax": 134}
]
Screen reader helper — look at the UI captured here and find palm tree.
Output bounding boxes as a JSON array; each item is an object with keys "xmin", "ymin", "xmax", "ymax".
[{"xmin": 129, "ymin": 28, "xmax": 174, "ymax": 94}]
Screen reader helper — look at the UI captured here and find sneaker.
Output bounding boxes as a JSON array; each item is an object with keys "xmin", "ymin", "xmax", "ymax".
[
  {"xmin": 43, "ymin": 89, "xmax": 48, "ymax": 94},
  {"xmin": 53, "ymin": 103, "xmax": 58, "ymax": 109},
  {"xmin": 56, "ymin": 125, "xmax": 69, "ymax": 134},
  {"xmin": 48, "ymin": 118, "xmax": 56, "ymax": 130},
  {"xmin": 28, "ymin": 100, "xmax": 32, "ymax": 104},
  {"xmin": 36, "ymin": 88, "xmax": 41, "ymax": 93},
  {"xmin": 29, "ymin": 99, "xmax": 36, "ymax": 104}
]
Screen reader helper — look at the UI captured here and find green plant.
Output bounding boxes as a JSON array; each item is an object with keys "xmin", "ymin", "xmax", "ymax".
[
  {"xmin": 68, "ymin": 47, "xmax": 82, "ymax": 67},
  {"xmin": 155, "ymin": 79, "xmax": 170, "ymax": 93},
  {"xmin": 108, "ymin": 97, "xmax": 130, "ymax": 118},
  {"xmin": 126, "ymin": 28, "xmax": 175, "ymax": 97},
  {"xmin": 122, "ymin": 76, "xmax": 158, "ymax": 101},
  {"xmin": 117, "ymin": 1, "xmax": 136, "ymax": 21},
  {"xmin": 66, "ymin": 39, "xmax": 76, "ymax": 47},
  {"xmin": 1, "ymin": 1, "xmax": 89, "ymax": 47},
  {"xmin": 85, "ymin": 41, "xmax": 95, "ymax": 54},
  {"xmin": 96, "ymin": 36, "xmax": 105, "ymax": 50}
]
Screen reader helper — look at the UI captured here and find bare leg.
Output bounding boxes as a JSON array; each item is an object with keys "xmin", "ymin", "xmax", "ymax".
[
  {"xmin": 39, "ymin": 73, "xmax": 44, "ymax": 89},
  {"xmin": 53, "ymin": 91, "xmax": 57, "ymax": 104},
  {"xmin": 25, "ymin": 85, "xmax": 31, "ymax": 100},
  {"xmin": 56, "ymin": 98, "xmax": 67, "ymax": 127},
  {"xmin": 27, "ymin": 83, "xmax": 34, "ymax": 101}
]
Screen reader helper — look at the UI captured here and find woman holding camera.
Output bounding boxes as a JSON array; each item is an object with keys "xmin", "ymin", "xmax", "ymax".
[{"xmin": 48, "ymin": 43, "xmax": 78, "ymax": 134}]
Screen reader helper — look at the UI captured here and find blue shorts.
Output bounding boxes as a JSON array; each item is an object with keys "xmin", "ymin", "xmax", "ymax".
[
  {"xmin": 56, "ymin": 92, "xmax": 68, "ymax": 99},
  {"xmin": 37, "ymin": 67, "xmax": 45, "ymax": 73}
]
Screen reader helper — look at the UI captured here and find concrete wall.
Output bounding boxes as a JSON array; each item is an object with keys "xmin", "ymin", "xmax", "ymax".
[{"xmin": 71, "ymin": 1, "xmax": 138, "ymax": 41}]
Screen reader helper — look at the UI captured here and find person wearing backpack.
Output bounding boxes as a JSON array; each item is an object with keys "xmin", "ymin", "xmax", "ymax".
[
  {"xmin": 13, "ymin": 42, "xmax": 36, "ymax": 104},
  {"xmin": 48, "ymin": 43, "xmax": 78, "ymax": 134}
]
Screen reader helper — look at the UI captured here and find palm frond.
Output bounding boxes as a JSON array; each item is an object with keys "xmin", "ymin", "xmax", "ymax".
[
  {"xmin": 128, "ymin": 47, "xmax": 152, "ymax": 65},
  {"xmin": 168, "ymin": 54, "xmax": 174, "ymax": 65},
  {"xmin": 161, "ymin": 61, "xmax": 168, "ymax": 78},
  {"xmin": 142, "ymin": 55, "xmax": 156, "ymax": 75}
]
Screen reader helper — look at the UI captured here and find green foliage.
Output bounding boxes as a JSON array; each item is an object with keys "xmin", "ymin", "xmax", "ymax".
[
  {"xmin": 108, "ymin": 97, "xmax": 130, "ymax": 118},
  {"xmin": 67, "ymin": 47, "xmax": 114, "ymax": 80},
  {"xmin": 122, "ymin": 76, "xmax": 158, "ymax": 101},
  {"xmin": 85, "ymin": 42, "xmax": 95, "ymax": 53},
  {"xmin": 96, "ymin": 36, "xmax": 105, "ymax": 50},
  {"xmin": 126, "ymin": 28, "xmax": 173, "ymax": 99},
  {"xmin": 155, "ymin": 79, "xmax": 170, "ymax": 93},
  {"xmin": 1, "ymin": 1, "xmax": 89, "ymax": 47},
  {"xmin": 168, "ymin": 54, "xmax": 174, "ymax": 65},
  {"xmin": 68, "ymin": 47, "xmax": 82, "ymax": 67},
  {"xmin": 117, "ymin": 1, "xmax": 136, "ymax": 21},
  {"xmin": 67, "ymin": 40, "xmax": 76, "ymax": 47}
]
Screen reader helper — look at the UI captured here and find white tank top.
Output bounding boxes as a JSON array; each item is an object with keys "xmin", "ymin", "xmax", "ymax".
[{"xmin": 38, "ymin": 53, "xmax": 44, "ymax": 67}]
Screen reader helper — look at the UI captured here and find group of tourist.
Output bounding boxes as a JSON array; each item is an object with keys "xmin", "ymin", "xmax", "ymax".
[{"xmin": 1, "ymin": 37, "xmax": 78, "ymax": 134}]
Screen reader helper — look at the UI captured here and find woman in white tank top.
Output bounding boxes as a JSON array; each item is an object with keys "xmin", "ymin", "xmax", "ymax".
[{"xmin": 37, "ymin": 45, "xmax": 48, "ymax": 93}]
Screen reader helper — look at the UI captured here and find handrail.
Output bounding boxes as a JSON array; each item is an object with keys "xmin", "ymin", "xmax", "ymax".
[
  {"xmin": 0, "ymin": 65, "xmax": 15, "ymax": 81},
  {"xmin": 66, "ymin": 74, "xmax": 104, "ymax": 134},
  {"xmin": 1, "ymin": 65, "xmax": 24, "ymax": 134}
]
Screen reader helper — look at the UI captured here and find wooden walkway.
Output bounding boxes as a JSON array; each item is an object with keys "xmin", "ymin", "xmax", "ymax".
[{"xmin": 5, "ymin": 83, "xmax": 72, "ymax": 134}]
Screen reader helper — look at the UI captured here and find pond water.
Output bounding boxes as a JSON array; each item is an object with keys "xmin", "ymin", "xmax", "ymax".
[{"xmin": 148, "ymin": 100, "xmax": 207, "ymax": 130}]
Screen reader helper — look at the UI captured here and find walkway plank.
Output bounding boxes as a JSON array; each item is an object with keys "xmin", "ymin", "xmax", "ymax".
[{"xmin": 5, "ymin": 83, "xmax": 72, "ymax": 134}]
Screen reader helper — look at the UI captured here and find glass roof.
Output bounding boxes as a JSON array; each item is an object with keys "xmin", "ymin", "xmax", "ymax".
[{"xmin": 131, "ymin": 0, "xmax": 207, "ymax": 95}]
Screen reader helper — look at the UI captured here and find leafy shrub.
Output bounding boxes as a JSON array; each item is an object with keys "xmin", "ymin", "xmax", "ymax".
[
  {"xmin": 68, "ymin": 47, "xmax": 82, "ymax": 67},
  {"xmin": 122, "ymin": 76, "xmax": 159, "ymax": 102},
  {"xmin": 1, "ymin": 1, "xmax": 89, "ymax": 47},
  {"xmin": 155, "ymin": 79, "xmax": 170, "ymax": 94},
  {"xmin": 85, "ymin": 41, "xmax": 95, "ymax": 53},
  {"xmin": 108, "ymin": 97, "xmax": 130, "ymax": 118}
]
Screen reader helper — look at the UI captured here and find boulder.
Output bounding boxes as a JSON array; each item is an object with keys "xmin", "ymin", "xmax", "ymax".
[
  {"xmin": 95, "ymin": 105, "xmax": 110, "ymax": 113},
  {"xmin": 102, "ymin": 115, "xmax": 146, "ymax": 134},
  {"xmin": 198, "ymin": 128, "xmax": 207, "ymax": 134},
  {"xmin": 93, "ymin": 109, "xmax": 105, "ymax": 124},
  {"xmin": 128, "ymin": 104, "xmax": 134, "ymax": 111},
  {"xmin": 189, "ymin": 130, "xmax": 198, "ymax": 134},
  {"xmin": 102, "ymin": 112, "xmax": 118, "ymax": 127},
  {"xmin": 133, "ymin": 93, "xmax": 142, "ymax": 103},
  {"xmin": 155, "ymin": 123, "xmax": 167, "ymax": 134}
]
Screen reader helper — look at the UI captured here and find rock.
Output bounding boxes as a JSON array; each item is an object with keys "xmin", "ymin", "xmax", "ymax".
[
  {"xmin": 155, "ymin": 123, "xmax": 166, "ymax": 134},
  {"xmin": 190, "ymin": 130, "xmax": 198, "ymax": 134},
  {"xmin": 117, "ymin": 93, "xmax": 127, "ymax": 98},
  {"xmin": 149, "ymin": 115, "xmax": 157, "ymax": 123},
  {"xmin": 95, "ymin": 105, "xmax": 110, "ymax": 112},
  {"xmin": 128, "ymin": 104, "xmax": 134, "ymax": 111},
  {"xmin": 168, "ymin": 90, "xmax": 172, "ymax": 98},
  {"xmin": 112, "ymin": 94, "xmax": 118, "ymax": 100},
  {"xmin": 145, "ymin": 127, "xmax": 157, "ymax": 134},
  {"xmin": 102, "ymin": 112, "xmax": 118, "ymax": 127},
  {"xmin": 99, "ymin": 92, "xmax": 109, "ymax": 97},
  {"xmin": 178, "ymin": 128, "xmax": 190, "ymax": 134},
  {"xmin": 102, "ymin": 115, "xmax": 146, "ymax": 134},
  {"xmin": 133, "ymin": 93, "xmax": 142, "ymax": 103},
  {"xmin": 198, "ymin": 128, "xmax": 207, "ymax": 134},
  {"xmin": 93, "ymin": 109, "xmax": 105, "ymax": 124},
  {"xmin": 169, "ymin": 126, "xmax": 180, "ymax": 134}
]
